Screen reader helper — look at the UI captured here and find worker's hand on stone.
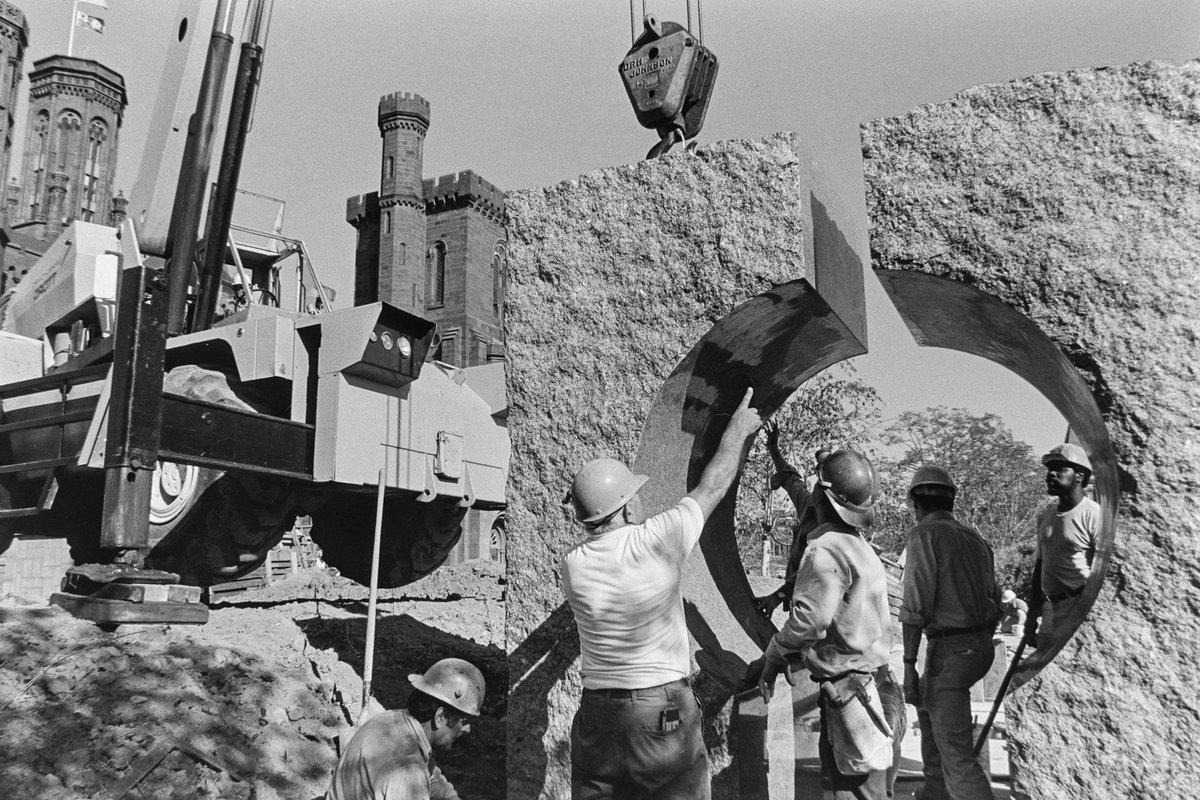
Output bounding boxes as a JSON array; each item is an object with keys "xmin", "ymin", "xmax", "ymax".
[
  {"xmin": 729, "ymin": 388, "xmax": 764, "ymax": 439},
  {"xmin": 763, "ymin": 419, "xmax": 781, "ymax": 454},
  {"xmin": 1022, "ymin": 618, "xmax": 1040, "ymax": 649},
  {"xmin": 903, "ymin": 663, "xmax": 921, "ymax": 706},
  {"xmin": 752, "ymin": 591, "xmax": 784, "ymax": 620}
]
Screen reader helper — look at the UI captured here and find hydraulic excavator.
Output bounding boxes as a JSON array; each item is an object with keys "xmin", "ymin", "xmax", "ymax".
[{"xmin": 0, "ymin": 0, "xmax": 508, "ymax": 625}]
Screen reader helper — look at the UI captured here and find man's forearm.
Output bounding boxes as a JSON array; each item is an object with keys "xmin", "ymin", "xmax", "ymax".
[{"xmin": 902, "ymin": 623, "xmax": 923, "ymax": 663}]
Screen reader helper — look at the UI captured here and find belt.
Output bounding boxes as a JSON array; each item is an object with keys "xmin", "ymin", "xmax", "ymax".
[
  {"xmin": 582, "ymin": 678, "xmax": 688, "ymax": 699},
  {"xmin": 1047, "ymin": 584, "xmax": 1086, "ymax": 604},
  {"xmin": 926, "ymin": 622, "xmax": 995, "ymax": 640}
]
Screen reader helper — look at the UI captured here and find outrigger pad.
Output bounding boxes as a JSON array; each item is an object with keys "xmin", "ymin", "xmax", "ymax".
[
  {"xmin": 50, "ymin": 593, "xmax": 209, "ymax": 626},
  {"xmin": 62, "ymin": 564, "xmax": 181, "ymax": 595}
]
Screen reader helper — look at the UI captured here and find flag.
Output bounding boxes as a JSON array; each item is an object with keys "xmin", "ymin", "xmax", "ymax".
[
  {"xmin": 80, "ymin": 0, "xmax": 109, "ymax": 8},
  {"xmin": 75, "ymin": 10, "xmax": 105, "ymax": 34}
]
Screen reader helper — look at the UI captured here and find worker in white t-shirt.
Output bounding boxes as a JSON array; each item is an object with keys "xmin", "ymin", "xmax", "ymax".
[{"xmin": 561, "ymin": 388, "xmax": 763, "ymax": 800}]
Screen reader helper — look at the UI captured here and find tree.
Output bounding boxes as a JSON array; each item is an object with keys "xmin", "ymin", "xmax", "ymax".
[
  {"xmin": 870, "ymin": 407, "xmax": 1045, "ymax": 593},
  {"xmin": 734, "ymin": 363, "xmax": 882, "ymax": 574}
]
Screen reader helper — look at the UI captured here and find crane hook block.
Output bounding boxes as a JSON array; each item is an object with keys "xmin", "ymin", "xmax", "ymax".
[{"xmin": 619, "ymin": 15, "xmax": 719, "ymax": 158}]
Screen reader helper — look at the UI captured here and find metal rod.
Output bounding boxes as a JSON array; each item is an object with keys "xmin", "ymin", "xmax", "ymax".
[
  {"xmin": 629, "ymin": 0, "xmax": 637, "ymax": 45},
  {"xmin": 164, "ymin": 0, "xmax": 238, "ymax": 335},
  {"xmin": 195, "ymin": 0, "xmax": 272, "ymax": 330},
  {"xmin": 974, "ymin": 638, "xmax": 1027, "ymax": 756},
  {"xmin": 360, "ymin": 467, "xmax": 386, "ymax": 724},
  {"xmin": 697, "ymin": 0, "xmax": 704, "ymax": 43},
  {"xmin": 686, "ymin": 0, "xmax": 693, "ymax": 36}
]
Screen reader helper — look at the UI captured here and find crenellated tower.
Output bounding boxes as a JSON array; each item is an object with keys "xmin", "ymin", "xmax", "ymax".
[{"xmin": 372, "ymin": 91, "xmax": 430, "ymax": 309}]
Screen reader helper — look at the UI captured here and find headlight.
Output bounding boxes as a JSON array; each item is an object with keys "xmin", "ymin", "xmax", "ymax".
[
  {"xmin": 397, "ymin": 335, "xmax": 413, "ymax": 359},
  {"xmin": 380, "ymin": 332, "xmax": 394, "ymax": 350}
]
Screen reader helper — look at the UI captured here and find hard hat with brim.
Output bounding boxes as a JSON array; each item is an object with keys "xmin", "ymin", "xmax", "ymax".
[
  {"xmin": 909, "ymin": 464, "xmax": 957, "ymax": 497},
  {"xmin": 1042, "ymin": 443, "xmax": 1092, "ymax": 474},
  {"xmin": 1002, "ymin": 589, "xmax": 1017, "ymax": 603},
  {"xmin": 568, "ymin": 458, "xmax": 649, "ymax": 524},
  {"xmin": 409, "ymin": 657, "xmax": 486, "ymax": 717},
  {"xmin": 816, "ymin": 450, "xmax": 878, "ymax": 529}
]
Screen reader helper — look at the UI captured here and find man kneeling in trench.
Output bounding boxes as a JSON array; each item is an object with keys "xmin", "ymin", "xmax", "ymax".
[
  {"xmin": 561, "ymin": 388, "xmax": 763, "ymax": 800},
  {"xmin": 746, "ymin": 448, "xmax": 905, "ymax": 800},
  {"xmin": 324, "ymin": 658, "xmax": 485, "ymax": 800}
]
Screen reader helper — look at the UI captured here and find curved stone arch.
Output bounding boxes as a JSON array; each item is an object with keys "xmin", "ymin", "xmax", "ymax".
[{"xmin": 632, "ymin": 273, "xmax": 1115, "ymax": 697}]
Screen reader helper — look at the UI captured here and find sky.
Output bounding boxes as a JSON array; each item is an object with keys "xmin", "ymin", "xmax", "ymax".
[{"xmin": 11, "ymin": 0, "xmax": 1200, "ymax": 453}]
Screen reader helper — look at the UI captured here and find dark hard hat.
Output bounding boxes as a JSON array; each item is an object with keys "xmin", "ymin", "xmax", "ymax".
[
  {"xmin": 909, "ymin": 464, "xmax": 957, "ymax": 498},
  {"xmin": 816, "ymin": 449, "xmax": 878, "ymax": 528}
]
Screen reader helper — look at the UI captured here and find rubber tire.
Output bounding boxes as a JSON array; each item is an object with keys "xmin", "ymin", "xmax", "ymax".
[
  {"xmin": 308, "ymin": 493, "xmax": 467, "ymax": 588},
  {"xmin": 144, "ymin": 470, "xmax": 298, "ymax": 586}
]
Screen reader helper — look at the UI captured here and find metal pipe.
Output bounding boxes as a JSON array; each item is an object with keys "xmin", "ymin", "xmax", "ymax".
[
  {"xmin": 360, "ymin": 467, "xmax": 386, "ymax": 723},
  {"xmin": 629, "ymin": 0, "xmax": 637, "ymax": 45},
  {"xmin": 164, "ymin": 0, "xmax": 238, "ymax": 335},
  {"xmin": 195, "ymin": 0, "xmax": 273, "ymax": 330},
  {"xmin": 974, "ymin": 638, "xmax": 1027, "ymax": 755}
]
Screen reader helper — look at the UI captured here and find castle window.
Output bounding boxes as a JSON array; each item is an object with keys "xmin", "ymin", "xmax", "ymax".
[
  {"xmin": 56, "ymin": 111, "xmax": 81, "ymax": 170},
  {"xmin": 81, "ymin": 120, "xmax": 107, "ymax": 222},
  {"xmin": 491, "ymin": 242, "xmax": 506, "ymax": 318},
  {"xmin": 386, "ymin": 156, "xmax": 394, "ymax": 179},
  {"xmin": 427, "ymin": 240, "xmax": 446, "ymax": 308},
  {"xmin": 383, "ymin": 210, "xmax": 391, "ymax": 233},
  {"xmin": 30, "ymin": 111, "xmax": 49, "ymax": 217}
]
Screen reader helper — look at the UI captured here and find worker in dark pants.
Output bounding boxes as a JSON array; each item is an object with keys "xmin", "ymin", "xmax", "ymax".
[
  {"xmin": 1024, "ymin": 443, "xmax": 1099, "ymax": 650},
  {"xmin": 752, "ymin": 419, "xmax": 831, "ymax": 619},
  {"xmin": 561, "ymin": 388, "xmax": 763, "ymax": 800},
  {"xmin": 747, "ymin": 449, "xmax": 905, "ymax": 800},
  {"xmin": 324, "ymin": 658, "xmax": 485, "ymax": 800},
  {"xmin": 900, "ymin": 465, "xmax": 1000, "ymax": 800}
]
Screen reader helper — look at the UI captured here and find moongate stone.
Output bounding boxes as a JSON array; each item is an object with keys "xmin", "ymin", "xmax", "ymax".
[
  {"xmin": 861, "ymin": 59, "xmax": 1200, "ymax": 800},
  {"xmin": 503, "ymin": 132, "xmax": 868, "ymax": 799}
]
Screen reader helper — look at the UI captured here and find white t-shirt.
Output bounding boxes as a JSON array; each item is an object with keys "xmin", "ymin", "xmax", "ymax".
[
  {"xmin": 560, "ymin": 497, "xmax": 704, "ymax": 690},
  {"xmin": 1037, "ymin": 495, "xmax": 1101, "ymax": 596}
]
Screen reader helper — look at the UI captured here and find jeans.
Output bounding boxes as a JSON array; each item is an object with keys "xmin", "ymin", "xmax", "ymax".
[
  {"xmin": 571, "ymin": 679, "xmax": 710, "ymax": 800},
  {"xmin": 817, "ymin": 668, "xmax": 907, "ymax": 800},
  {"xmin": 917, "ymin": 630, "xmax": 995, "ymax": 800}
]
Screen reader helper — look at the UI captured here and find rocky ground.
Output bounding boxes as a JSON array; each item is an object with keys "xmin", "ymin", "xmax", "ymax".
[{"xmin": 0, "ymin": 559, "xmax": 507, "ymax": 800}]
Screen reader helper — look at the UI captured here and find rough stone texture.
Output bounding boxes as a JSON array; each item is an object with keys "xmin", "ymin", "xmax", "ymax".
[
  {"xmin": 861, "ymin": 60, "xmax": 1200, "ymax": 799},
  {"xmin": 503, "ymin": 133, "xmax": 866, "ymax": 799}
]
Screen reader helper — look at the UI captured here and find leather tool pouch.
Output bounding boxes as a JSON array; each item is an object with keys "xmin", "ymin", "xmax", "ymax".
[{"xmin": 820, "ymin": 672, "xmax": 894, "ymax": 775}]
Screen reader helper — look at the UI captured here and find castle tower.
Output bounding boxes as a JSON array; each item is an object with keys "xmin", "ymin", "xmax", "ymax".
[
  {"xmin": 15, "ymin": 55, "xmax": 126, "ymax": 237},
  {"xmin": 0, "ymin": 4, "xmax": 29, "ymax": 212},
  {"xmin": 370, "ymin": 92, "xmax": 430, "ymax": 310}
]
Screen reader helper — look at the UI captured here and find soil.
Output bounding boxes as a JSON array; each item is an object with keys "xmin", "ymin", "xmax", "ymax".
[{"xmin": 0, "ymin": 559, "xmax": 507, "ymax": 800}]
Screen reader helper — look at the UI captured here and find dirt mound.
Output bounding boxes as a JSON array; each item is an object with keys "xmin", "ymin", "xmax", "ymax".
[
  {"xmin": 0, "ymin": 559, "xmax": 508, "ymax": 800},
  {"xmin": 0, "ymin": 606, "xmax": 346, "ymax": 800}
]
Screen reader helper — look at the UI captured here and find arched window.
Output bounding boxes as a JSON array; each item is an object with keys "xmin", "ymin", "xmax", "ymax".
[
  {"xmin": 56, "ymin": 111, "xmax": 81, "ymax": 170},
  {"xmin": 427, "ymin": 240, "xmax": 446, "ymax": 308},
  {"xmin": 491, "ymin": 242, "xmax": 506, "ymax": 318},
  {"xmin": 383, "ymin": 210, "xmax": 391, "ymax": 234},
  {"xmin": 30, "ymin": 111, "xmax": 49, "ymax": 216},
  {"xmin": 81, "ymin": 120, "xmax": 107, "ymax": 222},
  {"xmin": 386, "ymin": 156, "xmax": 394, "ymax": 179}
]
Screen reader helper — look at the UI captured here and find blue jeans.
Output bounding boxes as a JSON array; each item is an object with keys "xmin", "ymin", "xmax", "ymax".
[
  {"xmin": 817, "ymin": 667, "xmax": 907, "ymax": 800},
  {"xmin": 918, "ymin": 631, "xmax": 995, "ymax": 800},
  {"xmin": 571, "ymin": 679, "xmax": 710, "ymax": 800}
]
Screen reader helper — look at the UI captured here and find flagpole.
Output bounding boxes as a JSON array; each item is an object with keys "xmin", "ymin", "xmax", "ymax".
[{"xmin": 67, "ymin": 0, "xmax": 78, "ymax": 57}]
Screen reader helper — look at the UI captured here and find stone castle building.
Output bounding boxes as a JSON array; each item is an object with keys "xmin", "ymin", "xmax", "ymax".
[
  {"xmin": 346, "ymin": 92, "xmax": 506, "ymax": 368},
  {"xmin": 0, "ymin": 2, "xmax": 29, "ymax": 196},
  {"xmin": 0, "ymin": 4, "xmax": 127, "ymax": 298},
  {"xmin": 11, "ymin": 54, "xmax": 126, "ymax": 238}
]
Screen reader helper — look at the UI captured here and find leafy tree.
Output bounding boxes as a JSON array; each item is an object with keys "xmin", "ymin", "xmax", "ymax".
[
  {"xmin": 735, "ymin": 363, "xmax": 882, "ymax": 574},
  {"xmin": 871, "ymin": 407, "xmax": 1046, "ymax": 594}
]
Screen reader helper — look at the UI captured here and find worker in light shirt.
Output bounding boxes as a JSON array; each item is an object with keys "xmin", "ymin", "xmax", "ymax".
[{"xmin": 560, "ymin": 388, "xmax": 762, "ymax": 800}]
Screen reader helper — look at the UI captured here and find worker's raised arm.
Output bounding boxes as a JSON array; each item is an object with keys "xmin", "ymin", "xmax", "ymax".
[{"xmin": 687, "ymin": 388, "xmax": 763, "ymax": 520}]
